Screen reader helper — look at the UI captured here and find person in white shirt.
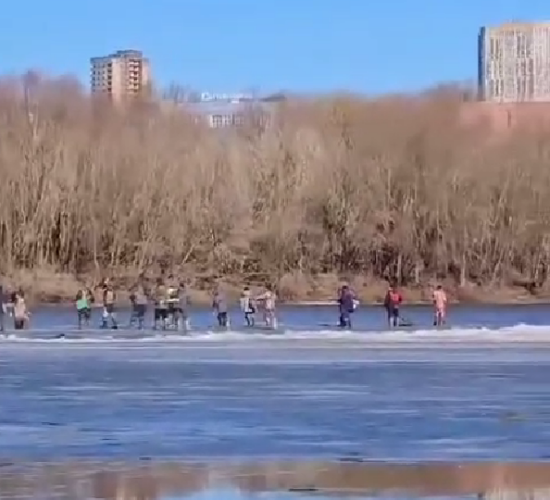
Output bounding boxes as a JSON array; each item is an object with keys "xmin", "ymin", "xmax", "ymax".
[{"xmin": 240, "ymin": 286, "xmax": 256, "ymax": 327}]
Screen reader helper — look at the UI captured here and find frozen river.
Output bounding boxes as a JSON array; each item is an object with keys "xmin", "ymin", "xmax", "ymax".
[
  {"xmin": 1, "ymin": 333, "xmax": 550, "ymax": 461},
  {"xmin": 1, "ymin": 304, "xmax": 550, "ymax": 498}
]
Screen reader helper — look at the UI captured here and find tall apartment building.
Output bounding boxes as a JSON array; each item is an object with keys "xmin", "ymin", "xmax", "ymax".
[
  {"xmin": 478, "ymin": 22, "xmax": 550, "ymax": 102},
  {"xmin": 90, "ymin": 50, "xmax": 151, "ymax": 102}
]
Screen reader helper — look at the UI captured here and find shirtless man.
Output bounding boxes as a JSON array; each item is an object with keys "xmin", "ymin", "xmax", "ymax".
[
  {"xmin": 256, "ymin": 284, "xmax": 277, "ymax": 329},
  {"xmin": 12, "ymin": 290, "xmax": 30, "ymax": 330},
  {"xmin": 432, "ymin": 285, "xmax": 448, "ymax": 327}
]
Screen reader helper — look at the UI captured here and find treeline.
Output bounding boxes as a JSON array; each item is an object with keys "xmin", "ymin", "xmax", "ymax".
[{"xmin": 0, "ymin": 73, "xmax": 549, "ymax": 296}]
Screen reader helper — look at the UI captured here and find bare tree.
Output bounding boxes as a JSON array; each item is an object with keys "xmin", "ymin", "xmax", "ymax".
[{"xmin": 0, "ymin": 73, "xmax": 549, "ymax": 301}]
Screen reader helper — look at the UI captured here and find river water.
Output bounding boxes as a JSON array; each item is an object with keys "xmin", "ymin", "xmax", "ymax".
[{"xmin": 1, "ymin": 304, "xmax": 550, "ymax": 499}]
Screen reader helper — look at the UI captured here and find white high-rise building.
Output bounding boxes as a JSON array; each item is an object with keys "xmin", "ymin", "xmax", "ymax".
[{"xmin": 478, "ymin": 22, "xmax": 550, "ymax": 102}]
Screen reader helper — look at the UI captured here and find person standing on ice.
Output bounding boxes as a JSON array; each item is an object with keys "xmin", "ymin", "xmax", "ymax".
[
  {"xmin": 129, "ymin": 283, "xmax": 148, "ymax": 330},
  {"xmin": 432, "ymin": 284, "xmax": 448, "ymax": 327},
  {"xmin": 75, "ymin": 286, "xmax": 94, "ymax": 329},
  {"xmin": 240, "ymin": 286, "xmax": 256, "ymax": 327},
  {"xmin": 256, "ymin": 284, "xmax": 277, "ymax": 329},
  {"xmin": 165, "ymin": 275, "xmax": 179, "ymax": 329},
  {"xmin": 176, "ymin": 282, "xmax": 191, "ymax": 331},
  {"xmin": 384, "ymin": 282, "xmax": 403, "ymax": 328},
  {"xmin": 337, "ymin": 285, "xmax": 358, "ymax": 329},
  {"xmin": 0, "ymin": 284, "xmax": 6, "ymax": 333},
  {"xmin": 212, "ymin": 287, "xmax": 229, "ymax": 328},
  {"xmin": 11, "ymin": 290, "xmax": 30, "ymax": 330},
  {"xmin": 101, "ymin": 281, "xmax": 118, "ymax": 330}
]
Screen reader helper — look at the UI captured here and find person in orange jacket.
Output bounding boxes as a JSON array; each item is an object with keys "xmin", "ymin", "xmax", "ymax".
[{"xmin": 383, "ymin": 282, "xmax": 403, "ymax": 328}]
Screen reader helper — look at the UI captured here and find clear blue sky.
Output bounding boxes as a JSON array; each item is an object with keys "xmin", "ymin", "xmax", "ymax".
[{"xmin": 0, "ymin": 0, "xmax": 547, "ymax": 95}]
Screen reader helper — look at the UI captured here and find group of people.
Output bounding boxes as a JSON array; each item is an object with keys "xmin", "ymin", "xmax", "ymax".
[
  {"xmin": 72, "ymin": 278, "xmax": 280, "ymax": 331},
  {"xmin": 338, "ymin": 282, "xmax": 448, "ymax": 329},
  {"xmin": 72, "ymin": 278, "xmax": 187, "ymax": 331},
  {"xmin": 0, "ymin": 278, "xmax": 449, "ymax": 333}
]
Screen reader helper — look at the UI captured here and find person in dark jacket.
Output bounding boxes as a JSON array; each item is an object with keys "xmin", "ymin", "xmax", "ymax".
[
  {"xmin": 212, "ymin": 288, "xmax": 229, "ymax": 328},
  {"xmin": 338, "ymin": 285, "xmax": 357, "ymax": 329}
]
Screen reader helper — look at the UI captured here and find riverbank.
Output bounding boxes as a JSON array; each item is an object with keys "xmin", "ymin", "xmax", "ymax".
[
  {"xmin": 2, "ymin": 269, "xmax": 550, "ymax": 306},
  {"xmin": 1, "ymin": 462, "xmax": 549, "ymax": 499}
]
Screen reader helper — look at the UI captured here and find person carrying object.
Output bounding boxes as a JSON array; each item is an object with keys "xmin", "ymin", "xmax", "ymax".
[{"xmin": 337, "ymin": 285, "xmax": 357, "ymax": 329}]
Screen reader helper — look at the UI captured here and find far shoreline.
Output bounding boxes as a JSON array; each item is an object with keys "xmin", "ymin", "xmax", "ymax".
[{"xmin": 3, "ymin": 269, "xmax": 550, "ymax": 308}]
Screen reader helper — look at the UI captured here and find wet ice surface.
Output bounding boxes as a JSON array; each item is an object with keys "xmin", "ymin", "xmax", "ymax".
[
  {"xmin": 1, "ymin": 336, "xmax": 550, "ymax": 461},
  {"xmin": 7, "ymin": 302, "xmax": 550, "ymax": 333},
  {"xmin": 2, "ymin": 304, "xmax": 550, "ymax": 499}
]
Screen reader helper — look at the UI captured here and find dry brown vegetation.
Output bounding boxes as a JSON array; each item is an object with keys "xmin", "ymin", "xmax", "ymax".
[
  {"xmin": 1, "ymin": 72, "xmax": 550, "ymax": 303},
  {"xmin": 1, "ymin": 462, "xmax": 549, "ymax": 499}
]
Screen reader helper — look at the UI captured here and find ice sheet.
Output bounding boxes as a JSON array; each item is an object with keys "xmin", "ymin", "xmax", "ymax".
[
  {"xmin": 2, "ymin": 323, "xmax": 550, "ymax": 347},
  {"xmin": 1, "ymin": 326, "xmax": 550, "ymax": 462}
]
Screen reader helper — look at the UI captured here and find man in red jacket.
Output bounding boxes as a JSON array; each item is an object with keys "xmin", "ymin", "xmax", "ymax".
[{"xmin": 384, "ymin": 283, "xmax": 403, "ymax": 328}]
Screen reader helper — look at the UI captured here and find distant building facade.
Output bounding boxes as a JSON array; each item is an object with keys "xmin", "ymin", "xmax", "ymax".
[
  {"xmin": 90, "ymin": 50, "xmax": 151, "ymax": 102},
  {"xmin": 478, "ymin": 21, "xmax": 550, "ymax": 102},
  {"xmin": 172, "ymin": 92, "xmax": 284, "ymax": 129}
]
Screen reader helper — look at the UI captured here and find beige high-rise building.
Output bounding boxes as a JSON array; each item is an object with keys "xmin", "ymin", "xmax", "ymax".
[
  {"xmin": 90, "ymin": 50, "xmax": 151, "ymax": 102},
  {"xmin": 478, "ymin": 21, "xmax": 550, "ymax": 102}
]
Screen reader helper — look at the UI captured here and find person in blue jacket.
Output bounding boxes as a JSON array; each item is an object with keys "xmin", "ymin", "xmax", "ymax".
[{"xmin": 338, "ymin": 285, "xmax": 357, "ymax": 329}]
